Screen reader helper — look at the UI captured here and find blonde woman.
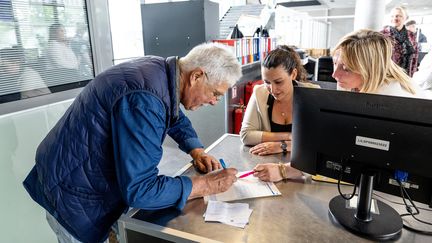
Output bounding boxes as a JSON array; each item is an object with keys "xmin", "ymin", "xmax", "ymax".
[
  {"xmin": 253, "ymin": 31, "xmax": 428, "ymax": 183},
  {"xmin": 332, "ymin": 29, "xmax": 429, "ymax": 98},
  {"xmin": 381, "ymin": 6, "xmax": 418, "ymax": 77}
]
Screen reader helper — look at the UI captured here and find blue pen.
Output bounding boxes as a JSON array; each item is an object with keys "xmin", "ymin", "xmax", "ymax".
[{"xmin": 219, "ymin": 158, "xmax": 227, "ymax": 169}]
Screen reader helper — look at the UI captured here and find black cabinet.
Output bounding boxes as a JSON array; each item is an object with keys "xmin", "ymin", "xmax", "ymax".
[{"xmin": 141, "ymin": 0, "xmax": 219, "ymax": 58}]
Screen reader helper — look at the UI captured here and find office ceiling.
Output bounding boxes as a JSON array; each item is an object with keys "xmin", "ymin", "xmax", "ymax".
[
  {"xmin": 278, "ymin": 0, "xmax": 432, "ymax": 16},
  {"xmin": 326, "ymin": 0, "xmax": 431, "ymax": 15}
]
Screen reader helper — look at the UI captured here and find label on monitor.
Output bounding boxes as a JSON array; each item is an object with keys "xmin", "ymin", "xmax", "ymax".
[{"xmin": 355, "ymin": 136, "xmax": 390, "ymax": 151}]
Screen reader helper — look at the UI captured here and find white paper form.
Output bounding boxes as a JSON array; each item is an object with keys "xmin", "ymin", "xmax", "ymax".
[
  {"xmin": 204, "ymin": 200, "xmax": 253, "ymax": 228},
  {"xmin": 205, "ymin": 171, "xmax": 281, "ymax": 202}
]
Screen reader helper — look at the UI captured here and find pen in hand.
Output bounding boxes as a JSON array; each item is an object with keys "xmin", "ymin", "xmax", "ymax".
[
  {"xmin": 238, "ymin": 170, "xmax": 255, "ymax": 179},
  {"xmin": 219, "ymin": 158, "xmax": 227, "ymax": 169}
]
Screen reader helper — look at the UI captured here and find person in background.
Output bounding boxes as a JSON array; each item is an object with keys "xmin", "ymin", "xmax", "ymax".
[
  {"xmin": 381, "ymin": 6, "xmax": 418, "ymax": 77},
  {"xmin": 405, "ymin": 20, "xmax": 428, "ymax": 65},
  {"xmin": 23, "ymin": 42, "xmax": 242, "ymax": 243},
  {"xmin": 46, "ymin": 23, "xmax": 79, "ymax": 70},
  {"xmin": 405, "ymin": 20, "xmax": 428, "ymax": 44},
  {"xmin": 332, "ymin": 29, "xmax": 430, "ymax": 99},
  {"xmin": 240, "ymin": 45, "xmax": 317, "ymax": 182},
  {"xmin": 0, "ymin": 46, "xmax": 50, "ymax": 99}
]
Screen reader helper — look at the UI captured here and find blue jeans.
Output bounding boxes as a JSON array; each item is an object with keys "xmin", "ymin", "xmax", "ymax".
[{"xmin": 46, "ymin": 211, "xmax": 110, "ymax": 243}]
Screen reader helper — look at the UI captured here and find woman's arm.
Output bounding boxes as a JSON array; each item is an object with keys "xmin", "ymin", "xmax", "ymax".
[
  {"xmin": 261, "ymin": 131, "xmax": 291, "ymax": 142},
  {"xmin": 253, "ymin": 162, "xmax": 303, "ymax": 182},
  {"xmin": 240, "ymin": 85, "xmax": 266, "ymax": 145}
]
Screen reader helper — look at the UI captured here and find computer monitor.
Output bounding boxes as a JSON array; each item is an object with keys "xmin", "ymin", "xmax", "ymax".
[{"xmin": 291, "ymin": 87, "xmax": 432, "ymax": 240}]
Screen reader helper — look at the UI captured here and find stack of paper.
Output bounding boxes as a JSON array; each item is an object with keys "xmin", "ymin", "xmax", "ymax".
[{"xmin": 204, "ymin": 200, "xmax": 253, "ymax": 228}]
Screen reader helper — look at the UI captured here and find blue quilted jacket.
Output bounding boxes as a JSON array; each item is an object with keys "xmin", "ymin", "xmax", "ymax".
[{"xmin": 23, "ymin": 56, "xmax": 199, "ymax": 242}]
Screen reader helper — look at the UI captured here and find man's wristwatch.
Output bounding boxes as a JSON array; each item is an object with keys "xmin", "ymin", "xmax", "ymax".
[{"xmin": 280, "ymin": 140, "xmax": 288, "ymax": 154}]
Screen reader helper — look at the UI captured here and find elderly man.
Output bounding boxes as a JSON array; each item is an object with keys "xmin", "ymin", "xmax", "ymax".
[{"xmin": 23, "ymin": 42, "xmax": 242, "ymax": 243}]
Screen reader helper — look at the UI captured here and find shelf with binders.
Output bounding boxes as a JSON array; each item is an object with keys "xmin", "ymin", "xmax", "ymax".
[
  {"xmin": 213, "ymin": 37, "xmax": 277, "ymax": 65},
  {"xmin": 213, "ymin": 38, "xmax": 276, "ymax": 134}
]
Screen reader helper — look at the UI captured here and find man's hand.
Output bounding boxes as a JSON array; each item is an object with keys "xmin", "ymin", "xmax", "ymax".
[
  {"xmin": 249, "ymin": 141, "xmax": 291, "ymax": 156},
  {"xmin": 188, "ymin": 168, "xmax": 238, "ymax": 199},
  {"xmin": 190, "ymin": 148, "xmax": 221, "ymax": 173}
]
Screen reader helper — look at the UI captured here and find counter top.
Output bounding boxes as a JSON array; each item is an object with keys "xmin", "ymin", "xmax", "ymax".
[{"xmin": 118, "ymin": 134, "xmax": 432, "ymax": 243}]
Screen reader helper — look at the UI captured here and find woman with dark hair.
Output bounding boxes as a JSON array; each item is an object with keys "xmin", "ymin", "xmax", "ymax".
[
  {"xmin": 46, "ymin": 23, "xmax": 79, "ymax": 70},
  {"xmin": 240, "ymin": 45, "xmax": 317, "ymax": 182}
]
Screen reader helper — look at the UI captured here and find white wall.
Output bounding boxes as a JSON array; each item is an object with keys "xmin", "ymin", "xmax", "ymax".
[
  {"xmin": 328, "ymin": 8, "xmax": 355, "ymax": 48},
  {"xmin": 275, "ymin": 6, "xmax": 328, "ymax": 48},
  {"xmin": 289, "ymin": 6, "xmax": 355, "ymax": 49},
  {"xmin": 109, "ymin": 0, "xmax": 144, "ymax": 63}
]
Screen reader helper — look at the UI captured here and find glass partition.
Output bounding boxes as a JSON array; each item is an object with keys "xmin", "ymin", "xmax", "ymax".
[{"xmin": 0, "ymin": 0, "xmax": 94, "ymax": 104}]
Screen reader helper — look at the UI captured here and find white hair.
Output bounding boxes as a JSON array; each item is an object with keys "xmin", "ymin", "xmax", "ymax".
[{"xmin": 179, "ymin": 42, "xmax": 242, "ymax": 87}]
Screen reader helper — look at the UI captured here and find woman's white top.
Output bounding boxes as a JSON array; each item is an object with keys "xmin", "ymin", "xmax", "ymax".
[{"xmin": 47, "ymin": 41, "xmax": 79, "ymax": 69}]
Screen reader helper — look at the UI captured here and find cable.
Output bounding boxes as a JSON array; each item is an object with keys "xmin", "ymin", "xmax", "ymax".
[
  {"xmin": 402, "ymin": 214, "xmax": 432, "ymax": 226},
  {"xmin": 337, "ymin": 162, "xmax": 357, "ymax": 200},
  {"xmin": 401, "ymin": 224, "xmax": 432, "ymax": 235},
  {"xmin": 398, "ymin": 180, "xmax": 419, "ymax": 216},
  {"xmin": 400, "ymin": 183, "xmax": 432, "ymax": 226},
  {"xmin": 396, "ymin": 180, "xmax": 432, "ymax": 235},
  {"xmin": 373, "ymin": 193, "xmax": 432, "ymax": 212},
  {"xmin": 312, "ymin": 165, "xmax": 432, "ymax": 231},
  {"xmin": 320, "ymin": 173, "xmax": 432, "ymax": 233}
]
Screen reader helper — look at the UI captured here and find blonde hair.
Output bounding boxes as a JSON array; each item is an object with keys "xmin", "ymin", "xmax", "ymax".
[
  {"xmin": 331, "ymin": 29, "xmax": 415, "ymax": 94},
  {"xmin": 392, "ymin": 6, "xmax": 408, "ymax": 20}
]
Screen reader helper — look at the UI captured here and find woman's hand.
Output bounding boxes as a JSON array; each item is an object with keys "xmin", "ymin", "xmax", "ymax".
[
  {"xmin": 249, "ymin": 141, "xmax": 287, "ymax": 156},
  {"xmin": 253, "ymin": 162, "xmax": 303, "ymax": 182},
  {"xmin": 253, "ymin": 163, "xmax": 283, "ymax": 182}
]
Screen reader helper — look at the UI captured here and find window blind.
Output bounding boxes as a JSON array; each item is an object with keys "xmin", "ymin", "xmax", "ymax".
[{"xmin": 0, "ymin": 0, "xmax": 94, "ymax": 103}]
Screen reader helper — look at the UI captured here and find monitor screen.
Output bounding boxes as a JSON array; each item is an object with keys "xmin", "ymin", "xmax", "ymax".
[{"xmin": 291, "ymin": 87, "xmax": 432, "ymax": 240}]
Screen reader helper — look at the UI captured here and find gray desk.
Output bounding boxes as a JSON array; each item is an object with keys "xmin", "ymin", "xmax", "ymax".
[{"xmin": 118, "ymin": 134, "xmax": 432, "ymax": 243}]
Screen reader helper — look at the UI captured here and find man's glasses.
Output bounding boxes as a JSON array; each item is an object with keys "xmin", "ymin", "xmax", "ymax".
[{"xmin": 204, "ymin": 72, "xmax": 223, "ymax": 101}]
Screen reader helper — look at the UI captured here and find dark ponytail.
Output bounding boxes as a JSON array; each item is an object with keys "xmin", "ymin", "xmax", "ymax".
[{"xmin": 261, "ymin": 45, "xmax": 307, "ymax": 82}]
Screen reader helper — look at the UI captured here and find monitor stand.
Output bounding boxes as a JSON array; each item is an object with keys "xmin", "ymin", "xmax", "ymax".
[{"xmin": 329, "ymin": 172, "xmax": 402, "ymax": 240}]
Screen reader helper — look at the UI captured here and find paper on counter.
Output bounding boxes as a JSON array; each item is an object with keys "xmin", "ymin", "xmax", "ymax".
[
  {"xmin": 205, "ymin": 171, "xmax": 281, "ymax": 202},
  {"xmin": 204, "ymin": 200, "xmax": 253, "ymax": 228}
]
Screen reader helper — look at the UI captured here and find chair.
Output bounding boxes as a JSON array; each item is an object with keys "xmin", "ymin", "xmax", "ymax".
[
  {"xmin": 304, "ymin": 57, "xmax": 316, "ymax": 80},
  {"xmin": 314, "ymin": 56, "xmax": 336, "ymax": 83}
]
